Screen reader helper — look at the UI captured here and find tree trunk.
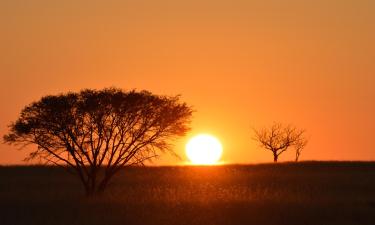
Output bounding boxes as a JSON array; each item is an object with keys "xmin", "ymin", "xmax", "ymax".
[
  {"xmin": 85, "ymin": 186, "xmax": 95, "ymax": 197},
  {"xmin": 273, "ymin": 153, "xmax": 278, "ymax": 162},
  {"xmin": 84, "ymin": 175, "xmax": 99, "ymax": 197},
  {"xmin": 97, "ymin": 173, "xmax": 113, "ymax": 194},
  {"xmin": 295, "ymin": 151, "xmax": 300, "ymax": 162},
  {"xmin": 97, "ymin": 182, "xmax": 108, "ymax": 194}
]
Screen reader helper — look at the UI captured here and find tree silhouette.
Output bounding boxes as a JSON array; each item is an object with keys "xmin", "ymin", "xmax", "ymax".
[
  {"xmin": 294, "ymin": 138, "xmax": 308, "ymax": 162},
  {"xmin": 4, "ymin": 88, "xmax": 193, "ymax": 196},
  {"xmin": 253, "ymin": 123, "xmax": 307, "ymax": 162}
]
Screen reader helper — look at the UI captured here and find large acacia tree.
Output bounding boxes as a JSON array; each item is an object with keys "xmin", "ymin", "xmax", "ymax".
[
  {"xmin": 4, "ymin": 88, "xmax": 193, "ymax": 196},
  {"xmin": 253, "ymin": 123, "xmax": 307, "ymax": 162}
]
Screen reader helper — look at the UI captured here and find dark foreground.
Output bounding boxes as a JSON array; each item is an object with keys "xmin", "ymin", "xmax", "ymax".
[{"xmin": 1, "ymin": 162, "xmax": 375, "ymax": 225}]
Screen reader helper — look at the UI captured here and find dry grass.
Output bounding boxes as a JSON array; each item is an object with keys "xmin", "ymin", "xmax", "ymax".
[{"xmin": 1, "ymin": 162, "xmax": 375, "ymax": 225}]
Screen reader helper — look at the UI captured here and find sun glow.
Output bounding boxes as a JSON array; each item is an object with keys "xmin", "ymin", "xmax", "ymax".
[{"xmin": 186, "ymin": 134, "xmax": 223, "ymax": 165}]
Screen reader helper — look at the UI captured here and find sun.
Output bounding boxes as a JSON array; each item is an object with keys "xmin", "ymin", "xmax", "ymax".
[{"xmin": 185, "ymin": 134, "xmax": 223, "ymax": 165}]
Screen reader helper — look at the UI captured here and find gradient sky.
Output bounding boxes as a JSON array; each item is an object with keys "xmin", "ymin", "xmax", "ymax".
[{"xmin": 1, "ymin": 0, "xmax": 374, "ymax": 164}]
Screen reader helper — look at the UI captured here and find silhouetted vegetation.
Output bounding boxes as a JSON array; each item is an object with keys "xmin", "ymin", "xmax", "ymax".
[
  {"xmin": 0, "ymin": 162, "xmax": 374, "ymax": 225},
  {"xmin": 3, "ymin": 88, "xmax": 193, "ymax": 196},
  {"xmin": 294, "ymin": 137, "xmax": 308, "ymax": 161},
  {"xmin": 253, "ymin": 123, "xmax": 308, "ymax": 162}
]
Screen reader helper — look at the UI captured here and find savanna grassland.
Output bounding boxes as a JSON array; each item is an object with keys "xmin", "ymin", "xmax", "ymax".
[{"xmin": 1, "ymin": 162, "xmax": 375, "ymax": 225}]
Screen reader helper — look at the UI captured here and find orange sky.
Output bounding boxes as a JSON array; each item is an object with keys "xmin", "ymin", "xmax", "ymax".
[{"xmin": 1, "ymin": 0, "xmax": 374, "ymax": 164}]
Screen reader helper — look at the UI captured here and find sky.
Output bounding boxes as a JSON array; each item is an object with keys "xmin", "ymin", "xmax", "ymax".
[{"xmin": 0, "ymin": 0, "xmax": 374, "ymax": 165}]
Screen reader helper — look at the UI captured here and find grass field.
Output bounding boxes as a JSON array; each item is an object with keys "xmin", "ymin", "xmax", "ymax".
[{"xmin": 1, "ymin": 162, "xmax": 375, "ymax": 225}]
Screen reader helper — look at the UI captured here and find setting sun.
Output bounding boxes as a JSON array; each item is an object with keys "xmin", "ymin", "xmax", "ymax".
[{"xmin": 186, "ymin": 134, "xmax": 223, "ymax": 165}]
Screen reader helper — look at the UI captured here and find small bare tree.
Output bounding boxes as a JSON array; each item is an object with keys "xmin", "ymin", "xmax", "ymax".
[
  {"xmin": 253, "ymin": 123, "xmax": 307, "ymax": 162},
  {"xmin": 294, "ymin": 138, "xmax": 308, "ymax": 162},
  {"xmin": 4, "ymin": 88, "xmax": 193, "ymax": 196}
]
